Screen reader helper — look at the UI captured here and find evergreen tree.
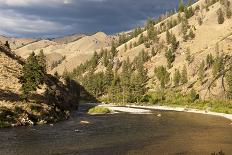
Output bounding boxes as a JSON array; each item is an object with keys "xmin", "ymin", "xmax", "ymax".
[
  {"xmin": 121, "ymin": 58, "xmax": 132, "ymax": 103},
  {"xmin": 154, "ymin": 66, "xmax": 170, "ymax": 88},
  {"xmin": 173, "ymin": 69, "xmax": 181, "ymax": 87},
  {"xmin": 110, "ymin": 41, "xmax": 118, "ymax": 57},
  {"xmin": 105, "ymin": 62, "xmax": 114, "ymax": 88},
  {"xmin": 102, "ymin": 50, "xmax": 109, "ymax": 67},
  {"xmin": 188, "ymin": 29, "xmax": 195, "ymax": 39},
  {"xmin": 151, "ymin": 47, "xmax": 156, "ymax": 56},
  {"xmin": 226, "ymin": 6, "xmax": 232, "ymax": 19},
  {"xmin": 212, "ymin": 44, "xmax": 224, "ymax": 76},
  {"xmin": 131, "ymin": 63, "xmax": 148, "ymax": 103},
  {"xmin": 37, "ymin": 50, "xmax": 47, "ymax": 73},
  {"xmin": 108, "ymin": 73, "xmax": 121, "ymax": 103},
  {"xmin": 206, "ymin": 53, "xmax": 214, "ymax": 68},
  {"xmin": 181, "ymin": 17, "xmax": 189, "ymax": 41},
  {"xmin": 181, "ymin": 65, "xmax": 188, "ymax": 84},
  {"xmin": 226, "ymin": 69, "xmax": 232, "ymax": 99},
  {"xmin": 171, "ymin": 34, "xmax": 179, "ymax": 51},
  {"xmin": 178, "ymin": 0, "xmax": 185, "ymax": 12},
  {"xmin": 198, "ymin": 60, "xmax": 205, "ymax": 83},
  {"xmin": 124, "ymin": 43, "xmax": 128, "ymax": 52},
  {"xmin": 19, "ymin": 52, "xmax": 45, "ymax": 100},
  {"xmin": 166, "ymin": 30, "xmax": 171, "ymax": 44},
  {"xmin": 165, "ymin": 49, "xmax": 175, "ymax": 68},
  {"xmin": 4, "ymin": 41, "xmax": 10, "ymax": 49},
  {"xmin": 217, "ymin": 8, "xmax": 225, "ymax": 24},
  {"xmin": 185, "ymin": 48, "xmax": 194, "ymax": 64}
]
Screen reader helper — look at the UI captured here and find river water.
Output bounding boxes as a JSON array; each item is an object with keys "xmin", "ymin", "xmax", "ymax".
[{"xmin": 0, "ymin": 106, "xmax": 231, "ymax": 155}]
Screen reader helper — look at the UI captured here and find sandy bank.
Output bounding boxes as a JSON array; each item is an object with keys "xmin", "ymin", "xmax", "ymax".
[{"xmin": 96, "ymin": 104, "xmax": 232, "ymax": 121}]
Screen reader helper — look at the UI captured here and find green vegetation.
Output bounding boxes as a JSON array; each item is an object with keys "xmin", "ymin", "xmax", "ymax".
[
  {"xmin": 19, "ymin": 51, "xmax": 46, "ymax": 100},
  {"xmin": 154, "ymin": 66, "xmax": 170, "ymax": 89},
  {"xmin": 88, "ymin": 106, "xmax": 110, "ymax": 114},
  {"xmin": 217, "ymin": 8, "xmax": 225, "ymax": 24},
  {"xmin": 146, "ymin": 90, "xmax": 232, "ymax": 114},
  {"xmin": 198, "ymin": 60, "xmax": 205, "ymax": 84},
  {"xmin": 181, "ymin": 65, "xmax": 188, "ymax": 84},
  {"xmin": 185, "ymin": 48, "xmax": 194, "ymax": 64},
  {"xmin": 165, "ymin": 48, "xmax": 175, "ymax": 68},
  {"xmin": 173, "ymin": 69, "xmax": 181, "ymax": 87}
]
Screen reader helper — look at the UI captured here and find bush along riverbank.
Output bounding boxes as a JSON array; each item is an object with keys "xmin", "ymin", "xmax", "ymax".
[
  {"xmin": 139, "ymin": 90, "xmax": 232, "ymax": 114},
  {"xmin": 99, "ymin": 89, "xmax": 232, "ymax": 115}
]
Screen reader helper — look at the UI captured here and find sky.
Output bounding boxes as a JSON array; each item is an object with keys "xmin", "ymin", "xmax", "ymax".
[{"xmin": 0, "ymin": 0, "xmax": 187, "ymax": 38}]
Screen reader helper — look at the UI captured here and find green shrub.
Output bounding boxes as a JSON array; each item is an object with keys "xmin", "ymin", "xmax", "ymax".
[{"xmin": 88, "ymin": 107, "xmax": 111, "ymax": 114}]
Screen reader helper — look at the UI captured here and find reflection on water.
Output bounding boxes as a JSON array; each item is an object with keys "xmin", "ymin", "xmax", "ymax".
[{"xmin": 0, "ymin": 108, "xmax": 231, "ymax": 155}]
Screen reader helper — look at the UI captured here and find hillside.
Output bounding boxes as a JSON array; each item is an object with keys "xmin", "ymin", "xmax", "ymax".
[
  {"xmin": 14, "ymin": 32, "xmax": 115, "ymax": 74},
  {"xmin": 64, "ymin": 0, "xmax": 232, "ymax": 113},
  {"xmin": 110, "ymin": 0, "xmax": 232, "ymax": 99},
  {"xmin": 101, "ymin": 0, "xmax": 232, "ymax": 98},
  {"xmin": 0, "ymin": 43, "xmax": 79, "ymax": 128},
  {"xmin": 0, "ymin": 35, "xmax": 37, "ymax": 50},
  {"xmin": 52, "ymin": 34, "xmax": 86, "ymax": 44}
]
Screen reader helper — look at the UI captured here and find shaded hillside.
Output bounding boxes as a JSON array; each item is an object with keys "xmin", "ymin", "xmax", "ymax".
[
  {"xmin": 0, "ymin": 43, "xmax": 82, "ymax": 127},
  {"xmin": 52, "ymin": 34, "xmax": 86, "ymax": 44},
  {"xmin": 0, "ymin": 35, "xmax": 36, "ymax": 50}
]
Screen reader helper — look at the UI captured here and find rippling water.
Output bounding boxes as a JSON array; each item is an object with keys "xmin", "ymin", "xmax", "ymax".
[{"xmin": 0, "ymin": 107, "xmax": 231, "ymax": 155}]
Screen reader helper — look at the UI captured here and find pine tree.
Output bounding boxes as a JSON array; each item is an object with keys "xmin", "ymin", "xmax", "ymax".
[
  {"xmin": 4, "ymin": 41, "xmax": 10, "ymax": 49},
  {"xmin": 105, "ymin": 62, "xmax": 114, "ymax": 88},
  {"xmin": 19, "ymin": 52, "xmax": 45, "ymax": 100},
  {"xmin": 217, "ymin": 8, "xmax": 225, "ymax": 24},
  {"xmin": 171, "ymin": 34, "xmax": 179, "ymax": 51},
  {"xmin": 124, "ymin": 43, "xmax": 128, "ymax": 52},
  {"xmin": 131, "ymin": 63, "xmax": 148, "ymax": 103},
  {"xmin": 166, "ymin": 30, "xmax": 171, "ymax": 44},
  {"xmin": 188, "ymin": 29, "xmax": 195, "ymax": 39},
  {"xmin": 181, "ymin": 65, "xmax": 188, "ymax": 84},
  {"xmin": 226, "ymin": 69, "xmax": 232, "ymax": 99},
  {"xmin": 165, "ymin": 49, "xmax": 175, "ymax": 68},
  {"xmin": 154, "ymin": 66, "xmax": 170, "ymax": 88},
  {"xmin": 198, "ymin": 60, "xmax": 205, "ymax": 84},
  {"xmin": 212, "ymin": 44, "xmax": 224, "ymax": 76},
  {"xmin": 226, "ymin": 7, "xmax": 232, "ymax": 19},
  {"xmin": 108, "ymin": 73, "xmax": 121, "ymax": 103},
  {"xmin": 121, "ymin": 58, "xmax": 132, "ymax": 103},
  {"xmin": 185, "ymin": 48, "xmax": 193, "ymax": 64},
  {"xmin": 181, "ymin": 17, "xmax": 189, "ymax": 41},
  {"xmin": 102, "ymin": 50, "xmax": 109, "ymax": 67},
  {"xmin": 173, "ymin": 69, "xmax": 181, "ymax": 87},
  {"xmin": 37, "ymin": 50, "xmax": 47, "ymax": 73},
  {"xmin": 151, "ymin": 47, "xmax": 156, "ymax": 56},
  {"xmin": 110, "ymin": 41, "xmax": 118, "ymax": 57},
  {"xmin": 178, "ymin": 0, "xmax": 185, "ymax": 12},
  {"xmin": 206, "ymin": 53, "xmax": 214, "ymax": 68}
]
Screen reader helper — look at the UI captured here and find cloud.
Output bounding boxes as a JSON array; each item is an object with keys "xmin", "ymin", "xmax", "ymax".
[
  {"xmin": 0, "ymin": 0, "xmax": 71, "ymax": 6},
  {"xmin": 0, "ymin": 0, "xmax": 189, "ymax": 37}
]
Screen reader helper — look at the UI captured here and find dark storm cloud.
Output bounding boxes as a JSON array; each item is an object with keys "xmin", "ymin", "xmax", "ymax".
[{"xmin": 0, "ymin": 0, "xmax": 187, "ymax": 37}]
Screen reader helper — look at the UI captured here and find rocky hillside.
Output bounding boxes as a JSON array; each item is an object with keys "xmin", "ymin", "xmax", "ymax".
[
  {"xmin": 86, "ymin": 0, "xmax": 232, "ymax": 100},
  {"xmin": 0, "ymin": 43, "xmax": 79, "ymax": 128}
]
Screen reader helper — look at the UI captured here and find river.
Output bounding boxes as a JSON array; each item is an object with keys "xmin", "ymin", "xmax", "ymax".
[{"xmin": 0, "ymin": 105, "xmax": 231, "ymax": 155}]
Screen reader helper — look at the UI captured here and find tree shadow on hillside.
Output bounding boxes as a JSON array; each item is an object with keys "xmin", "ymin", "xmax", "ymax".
[{"xmin": 0, "ymin": 89, "xmax": 22, "ymax": 102}]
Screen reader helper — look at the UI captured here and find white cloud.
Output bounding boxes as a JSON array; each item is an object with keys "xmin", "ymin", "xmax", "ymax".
[{"xmin": 0, "ymin": 9, "xmax": 71, "ymax": 36}]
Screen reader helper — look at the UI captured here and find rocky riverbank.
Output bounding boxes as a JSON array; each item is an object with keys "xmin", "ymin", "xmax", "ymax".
[
  {"xmin": 0, "ymin": 102, "xmax": 70, "ymax": 128},
  {"xmin": 95, "ymin": 104, "xmax": 232, "ymax": 121}
]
